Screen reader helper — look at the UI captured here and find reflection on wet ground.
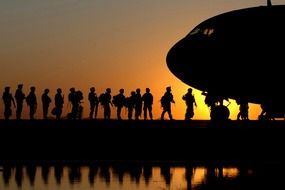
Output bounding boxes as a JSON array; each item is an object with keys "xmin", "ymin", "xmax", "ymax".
[{"xmin": 1, "ymin": 161, "xmax": 285, "ymax": 190}]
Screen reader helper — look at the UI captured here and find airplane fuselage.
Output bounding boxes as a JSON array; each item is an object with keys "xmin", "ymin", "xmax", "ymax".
[{"xmin": 167, "ymin": 5, "xmax": 285, "ymax": 114}]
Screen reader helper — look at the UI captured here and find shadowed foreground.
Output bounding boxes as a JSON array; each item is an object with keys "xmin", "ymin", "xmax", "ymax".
[{"xmin": 0, "ymin": 119, "xmax": 284, "ymax": 164}]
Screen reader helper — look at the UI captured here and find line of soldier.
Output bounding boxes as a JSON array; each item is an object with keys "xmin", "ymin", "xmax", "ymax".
[{"xmin": 2, "ymin": 84, "xmax": 200, "ymax": 121}]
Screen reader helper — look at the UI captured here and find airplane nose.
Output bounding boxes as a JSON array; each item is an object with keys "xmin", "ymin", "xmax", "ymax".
[
  {"xmin": 166, "ymin": 39, "xmax": 188, "ymax": 78},
  {"xmin": 166, "ymin": 36, "xmax": 221, "ymax": 92}
]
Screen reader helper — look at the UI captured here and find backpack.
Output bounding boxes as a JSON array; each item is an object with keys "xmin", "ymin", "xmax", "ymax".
[
  {"xmin": 99, "ymin": 93, "xmax": 106, "ymax": 105},
  {"xmin": 26, "ymin": 94, "xmax": 32, "ymax": 106},
  {"xmin": 76, "ymin": 91, "xmax": 83, "ymax": 101},
  {"xmin": 160, "ymin": 95, "xmax": 167, "ymax": 106},
  {"xmin": 112, "ymin": 95, "xmax": 119, "ymax": 107}
]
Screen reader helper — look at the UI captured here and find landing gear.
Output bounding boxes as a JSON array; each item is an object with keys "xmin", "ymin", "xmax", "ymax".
[
  {"xmin": 202, "ymin": 91, "xmax": 231, "ymax": 121},
  {"xmin": 210, "ymin": 105, "xmax": 230, "ymax": 121}
]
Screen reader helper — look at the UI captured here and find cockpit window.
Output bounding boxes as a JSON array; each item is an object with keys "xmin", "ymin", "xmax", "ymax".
[
  {"xmin": 189, "ymin": 28, "xmax": 201, "ymax": 35},
  {"xmin": 189, "ymin": 27, "xmax": 214, "ymax": 36},
  {"xmin": 203, "ymin": 28, "xmax": 214, "ymax": 36}
]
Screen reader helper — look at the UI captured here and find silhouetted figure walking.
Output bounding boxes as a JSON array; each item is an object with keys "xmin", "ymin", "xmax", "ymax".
[
  {"xmin": 2, "ymin": 86, "xmax": 16, "ymax": 120},
  {"xmin": 259, "ymin": 101, "xmax": 275, "ymax": 120},
  {"xmin": 161, "ymin": 86, "xmax": 175, "ymax": 120},
  {"xmin": 88, "ymin": 87, "xmax": 99, "ymax": 119},
  {"xmin": 14, "ymin": 84, "xmax": 25, "ymax": 120},
  {"xmin": 142, "ymin": 88, "xmax": 153, "ymax": 120},
  {"xmin": 54, "ymin": 88, "xmax": 64, "ymax": 120},
  {"xmin": 26, "ymin": 86, "xmax": 37, "ymax": 120},
  {"xmin": 75, "ymin": 90, "xmax": 84, "ymax": 119},
  {"xmin": 41, "ymin": 88, "xmax": 51, "ymax": 119},
  {"xmin": 182, "ymin": 88, "xmax": 197, "ymax": 120},
  {"xmin": 68, "ymin": 87, "xmax": 77, "ymax": 120},
  {"xmin": 126, "ymin": 91, "xmax": 136, "ymax": 120},
  {"xmin": 112, "ymin": 88, "xmax": 126, "ymax": 120},
  {"xmin": 99, "ymin": 88, "xmax": 112, "ymax": 120},
  {"xmin": 135, "ymin": 88, "xmax": 142, "ymax": 120},
  {"xmin": 236, "ymin": 98, "xmax": 249, "ymax": 120}
]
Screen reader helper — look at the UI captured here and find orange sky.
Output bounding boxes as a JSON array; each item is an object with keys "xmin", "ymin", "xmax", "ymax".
[{"xmin": 1, "ymin": 0, "xmax": 279, "ymax": 120}]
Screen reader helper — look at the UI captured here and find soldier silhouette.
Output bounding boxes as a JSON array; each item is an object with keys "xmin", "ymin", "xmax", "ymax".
[
  {"xmin": 125, "ymin": 91, "xmax": 136, "ymax": 120},
  {"xmin": 41, "ymin": 88, "xmax": 51, "ymax": 119},
  {"xmin": 54, "ymin": 88, "xmax": 64, "ymax": 120},
  {"xmin": 2, "ymin": 86, "xmax": 16, "ymax": 120},
  {"xmin": 134, "ymin": 88, "xmax": 142, "ymax": 120},
  {"xmin": 68, "ymin": 87, "xmax": 77, "ymax": 120},
  {"xmin": 14, "ymin": 84, "xmax": 25, "ymax": 120},
  {"xmin": 88, "ymin": 87, "xmax": 99, "ymax": 119},
  {"xmin": 160, "ymin": 86, "xmax": 175, "ymax": 120},
  {"xmin": 99, "ymin": 88, "xmax": 112, "ymax": 120},
  {"xmin": 26, "ymin": 86, "xmax": 37, "ymax": 120},
  {"xmin": 236, "ymin": 98, "xmax": 249, "ymax": 120},
  {"xmin": 142, "ymin": 88, "xmax": 153, "ymax": 120},
  {"xmin": 112, "ymin": 88, "xmax": 126, "ymax": 120},
  {"xmin": 182, "ymin": 88, "xmax": 197, "ymax": 120},
  {"xmin": 75, "ymin": 90, "xmax": 84, "ymax": 120}
]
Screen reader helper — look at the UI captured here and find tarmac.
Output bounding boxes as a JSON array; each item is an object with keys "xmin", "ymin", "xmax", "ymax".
[{"xmin": 0, "ymin": 119, "xmax": 284, "ymax": 164}]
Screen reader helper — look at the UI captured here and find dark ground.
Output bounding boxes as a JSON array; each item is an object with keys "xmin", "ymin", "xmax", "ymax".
[{"xmin": 0, "ymin": 119, "xmax": 284, "ymax": 165}]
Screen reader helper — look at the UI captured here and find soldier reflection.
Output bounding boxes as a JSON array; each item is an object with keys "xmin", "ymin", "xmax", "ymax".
[
  {"xmin": 129, "ymin": 163, "xmax": 142, "ymax": 185},
  {"xmin": 185, "ymin": 164, "xmax": 194, "ymax": 190},
  {"xmin": 88, "ymin": 164, "xmax": 99, "ymax": 186},
  {"xmin": 41, "ymin": 165, "xmax": 50, "ymax": 184},
  {"xmin": 99, "ymin": 164, "xmax": 111, "ymax": 186},
  {"xmin": 26, "ymin": 164, "xmax": 37, "ymax": 186},
  {"xmin": 112, "ymin": 163, "xmax": 127, "ymax": 185},
  {"xmin": 15, "ymin": 165, "xmax": 23, "ymax": 188},
  {"xmin": 54, "ymin": 164, "xmax": 63, "ymax": 185},
  {"xmin": 2, "ymin": 165, "xmax": 12, "ymax": 186},
  {"xmin": 160, "ymin": 164, "xmax": 172, "ymax": 185},
  {"xmin": 143, "ymin": 165, "xmax": 152, "ymax": 186},
  {"xmin": 68, "ymin": 165, "xmax": 82, "ymax": 184}
]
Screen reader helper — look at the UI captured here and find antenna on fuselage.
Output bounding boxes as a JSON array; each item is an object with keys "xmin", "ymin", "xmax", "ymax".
[{"xmin": 267, "ymin": 0, "xmax": 272, "ymax": 6}]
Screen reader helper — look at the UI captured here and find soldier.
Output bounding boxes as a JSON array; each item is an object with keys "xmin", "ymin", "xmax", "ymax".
[
  {"xmin": 68, "ymin": 87, "xmax": 77, "ymax": 120},
  {"xmin": 14, "ymin": 84, "xmax": 25, "ymax": 120},
  {"xmin": 88, "ymin": 87, "xmax": 99, "ymax": 119},
  {"xmin": 54, "ymin": 88, "xmax": 64, "ymax": 120},
  {"xmin": 134, "ymin": 88, "xmax": 142, "ymax": 120},
  {"xmin": 26, "ymin": 86, "xmax": 37, "ymax": 120},
  {"xmin": 75, "ymin": 90, "xmax": 84, "ymax": 120},
  {"xmin": 182, "ymin": 88, "xmax": 197, "ymax": 120},
  {"xmin": 142, "ymin": 88, "xmax": 153, "ymax": 120},
  {"xmin": 2, "ymin": 86, "xmax": 16, "ymax": 120},
  {"xmin": 236, "ymin": 98, "xmax": 249, "ymax": 120},
  {"xmin": 160, "ymin": 86, "xmax": 175, "ymax": 120},
  {"xmin": 125, "ymin": 91, "xmax": 136, "ymax": 120},
  {"xmin": 99, "ymin": 88, "xmax": 112, "ymax": 120},
  {"xmin": 41, "ymin": 88, "xmax": 51, "ymax": 119},
  {"xmin": 112, "ymin": 88, "xmax": 126, "ymax": 120}
]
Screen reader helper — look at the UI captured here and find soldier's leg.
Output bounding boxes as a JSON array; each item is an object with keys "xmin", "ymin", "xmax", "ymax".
[
  {"xmin": 161, "ymin": 109, "xmax": 166, "ymax": 120},
  {"xmin": 168, "ymin": 107, "xmax": 173, "ymax": 120},
  {"xmin": 143, "ymin": 106, "xmax": 147, "ymax": 120},
  {"xmin": 149, "ymin": 106, "xmax": 153, "ymax": 120},
  {"xmin": 90, "ymin": 104, "xmax": 95, "ymax": 119}
]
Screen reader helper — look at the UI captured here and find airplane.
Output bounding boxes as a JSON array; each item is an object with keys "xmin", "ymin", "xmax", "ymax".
[{"xmin": 166, "ymin": 0, "xmax": 285, "ymax": 120}]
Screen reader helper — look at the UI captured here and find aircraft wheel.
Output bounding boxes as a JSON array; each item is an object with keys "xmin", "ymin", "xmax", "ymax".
[{"xmin": 210, "ymin": 105, "xmax": 230, "ymax": 121}]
